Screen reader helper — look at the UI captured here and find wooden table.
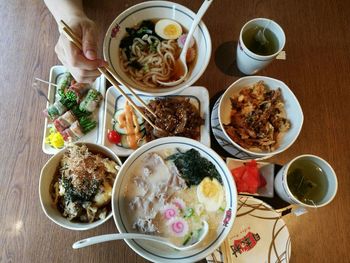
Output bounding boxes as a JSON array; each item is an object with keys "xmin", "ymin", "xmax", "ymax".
[{"xmin": 1, "ymin": 0, "xmax": 349, "ymax": 262}]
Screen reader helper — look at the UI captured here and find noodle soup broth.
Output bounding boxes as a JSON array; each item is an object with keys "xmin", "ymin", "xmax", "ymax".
[{"xmin": 118, "ymin": 19, "xmax": 197, "ymax": 90}]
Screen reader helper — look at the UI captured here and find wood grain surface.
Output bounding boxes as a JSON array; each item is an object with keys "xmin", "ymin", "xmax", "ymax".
[{"xmin": 1, "ymin": 0, "xmax": 349, "ymax": 262}]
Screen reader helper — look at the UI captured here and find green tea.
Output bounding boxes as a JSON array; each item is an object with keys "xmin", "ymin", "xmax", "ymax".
[
  {"xmin": 287, "ymin": 159, "xmax": 328, "ymax": 205},
  {"xmin": 242, "ymin": 26, "xmax": 279, "ymax": 56}
]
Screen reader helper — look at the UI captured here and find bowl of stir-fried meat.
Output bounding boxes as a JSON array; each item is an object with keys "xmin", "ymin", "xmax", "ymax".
[
  {"xmin": 39, "ymin": 142, "xmax": 122, "ymax": 230},
  {"xmin": 219, "ymin": 76, "xmax": 303, "ymax": 158}
]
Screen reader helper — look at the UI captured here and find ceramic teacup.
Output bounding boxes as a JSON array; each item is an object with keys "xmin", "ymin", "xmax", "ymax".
[
  {"xmin": 274, "ymin": 154, "xmax": 338, "ymax": 208},
  {"xmin": 236, "ymin": 18, "xmax": 285, "ymax": 75}
]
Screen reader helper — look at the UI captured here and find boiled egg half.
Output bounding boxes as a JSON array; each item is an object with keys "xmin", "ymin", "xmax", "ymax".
[
  {"xmin": 155, "ymin": 19, "xmax": 183, "ymax": 40},
  {"xmin": 197, "ymin": 177, "xmax": 224, "ymax": 212}
]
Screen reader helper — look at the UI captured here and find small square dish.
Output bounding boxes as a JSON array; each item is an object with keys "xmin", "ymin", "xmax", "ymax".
[
  {"xmin": 226, "ymin": 157, "xmax": 274, "ymax": 198},
  {"xmin": 103, "ymin": 86, "xmax": 210, "ymax": 156},
  {"xmin": 42, "ymin": 66, "xmax": 106, "ymax": 155}
]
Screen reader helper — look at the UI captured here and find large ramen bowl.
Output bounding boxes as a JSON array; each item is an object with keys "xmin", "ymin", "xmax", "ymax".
[
  {"xmin": 112, "ymin": 137, "xmax": 237, "ymax": 263},
  {"xmin": 39, "ymin": 142, "xmax": 122, "ymax": 231},
  {"xmin": 103, "ymin": 1, "xmax": 212, "ymax": 96},
  {"xmin": 218, "ymin": 76, "xmax": 304, "ymax": 159}
]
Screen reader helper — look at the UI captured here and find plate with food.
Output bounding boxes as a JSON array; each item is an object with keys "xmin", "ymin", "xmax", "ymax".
[
  {"xmin": 103, "ymin": 85, "xmax": 210, "ymax": 156},
  {"xmin": 103, "ymin": 0, "xmax": 211, "ymax": 96},
  {"xmin": 206, "ymin": 196, "xmax": 291, "ymax": 263},
  {"xmin": 112, "ymin": 137, "xmax": 237, "ymax": 262},
  {"xmin": 226, "ymin": 158, "xmax": 274, "ymax": 198},
  {"xmin": 212, "ymin": 76, "xmax": 303, "ymax": 159},
  {"xmin": 42, "ymin": 66, "xmax": 106, "ymax": 154}
]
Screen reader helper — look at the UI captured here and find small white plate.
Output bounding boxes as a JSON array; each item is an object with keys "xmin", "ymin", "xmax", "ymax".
[
  {"xmin": 206, "ymin": 196, "xmax": 291, "ymax": 263},
  {"xmin": 226, "ymin": 158, "xmax": 274, "ymax": 198},
  {"xmin": 103, "ymin": 86, "xmax": 210, "ymax": 156},
  {"xmin": 211, "ymin": 96, "xmax": 274, "ymax": 160},
  {"xmin": 42, "ymin": 66, "xmax": 106, "ymax": 155}
]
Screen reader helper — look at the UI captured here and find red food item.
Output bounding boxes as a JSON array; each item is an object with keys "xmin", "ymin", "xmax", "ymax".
[
  {"xmin": 231, "ymin": 160, "xmax": 266, "ymax": 193},
  {"xmin": 259, "ymin": 172, "xmax": 267, "ymax": 187},
  {"xmin": 107, "ymin": 130, "xmax": 121, "ymax": 144}
]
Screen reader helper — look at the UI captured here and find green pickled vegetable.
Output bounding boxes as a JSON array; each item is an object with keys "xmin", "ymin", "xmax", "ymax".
[
  {"xmin": 57, "ymin": 72, "xmax": 73, "ymax": 98},
  {"xmin": 79, "ymin": 89, "xmax": 103, "ymax": 113},
  {"xmin": 60, "ymin": 95, "xmax": 77, "ymax": 109},
  {"xmin": 79, "ymin": 116, "xmax": 97, "ymax": 133},
  {"xmin": 71, "ymin": 105, "xmax": 90, "ymax": 119},
  {"xmin": 184, "ymin": 208, "xmax": 194, "ymax": 218},
  {"xmin": 47, "ymin": 106, "xmax": 59, "ymax": 118}
]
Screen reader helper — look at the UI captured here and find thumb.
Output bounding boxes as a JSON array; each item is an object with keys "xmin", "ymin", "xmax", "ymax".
[{"xmin": 82, "ymin": 26, "xmax": 98, "ymax": 60}]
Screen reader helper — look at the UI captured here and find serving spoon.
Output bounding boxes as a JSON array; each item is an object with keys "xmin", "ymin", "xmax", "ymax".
[
  {"xmin": 72, "ymin": 220, "xmax": 209, "ymax": 250},
  {"xmin": 157, "ymin": 0, "xmax": 213, "ymax": 87}
]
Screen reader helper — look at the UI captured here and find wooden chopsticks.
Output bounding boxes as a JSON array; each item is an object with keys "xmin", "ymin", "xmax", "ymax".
[{"xmin": 59, "ymin": 20, "xmax": 160, "ymax": 131}]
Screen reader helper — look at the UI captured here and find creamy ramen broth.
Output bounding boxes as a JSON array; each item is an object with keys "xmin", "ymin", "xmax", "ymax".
[{"xmin": 123, "ymin": 149, "xmax": 225, "ymax": 247}]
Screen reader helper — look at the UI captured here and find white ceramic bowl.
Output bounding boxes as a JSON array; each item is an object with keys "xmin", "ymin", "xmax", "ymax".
[
  {"xmin": 219, "ymin": 76, "xmax": 304, "ymax": 159},
  {"xmin": 39, "ymin": 142, "xmax": 122, "ymax": 231},
  {"xmin": 112, "ymin": 137, "xmax": 237, "ymax": 263},
  {"xmin": 103, "ymin": 0, "xmax": 212, "ymax": 96}
]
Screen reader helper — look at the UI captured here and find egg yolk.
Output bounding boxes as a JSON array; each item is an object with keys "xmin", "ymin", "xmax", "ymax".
[
  {"xmin": 164, "ymin": 24, "xmax": 179, "ymax": 37},
  {"xmin": 202, "ymin": 180, "xmax": 218, "ymax": 198}
]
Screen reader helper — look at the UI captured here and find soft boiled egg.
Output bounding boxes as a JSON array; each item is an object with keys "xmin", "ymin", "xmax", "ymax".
[
  {"xmin": 197, "ymin": 177, "xmax": 224, "ymax": 212},
  {"xmin": 155, "ymin": 19, "xmax": 183, "ymax": 40}
]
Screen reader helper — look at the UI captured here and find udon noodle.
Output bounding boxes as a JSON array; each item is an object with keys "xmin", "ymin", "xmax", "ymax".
[
  {"xmin": 120, "ymin": 37, "xmax": 178, "ymax": 88},
  {"xmin": 119, "ymin": 20, "xmax": 195, "ymax": 88}
]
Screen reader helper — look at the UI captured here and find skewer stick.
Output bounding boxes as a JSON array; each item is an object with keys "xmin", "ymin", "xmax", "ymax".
[
  {"xmin": 32, "ymin": 79, "xmax": 50, "ymax": 102},
  {"xmin": 34, "ymin": 78, "xmax": 57, "ymax": 87}
]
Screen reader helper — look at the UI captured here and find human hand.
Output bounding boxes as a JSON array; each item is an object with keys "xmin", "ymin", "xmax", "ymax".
[{"xmin": 55, "ymin": 16, "xmax": 107, "ymax": 83}]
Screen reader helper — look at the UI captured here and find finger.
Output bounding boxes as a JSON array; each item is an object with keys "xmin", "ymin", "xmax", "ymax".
[
  {"xmin": 56, "ymin": 37, "xmax": 101, "ymax": 83},
  {"xmin": 82, "ymin": 25, "xmax": 97, "ymax": 60},
  {"xmin": 70, "ymin": 68, "xmax": 101, "ymax": 83},
  {"xmin": 73, "ymin": 75, "xmax": 99, "ymax": 84},
  {"xmin": 55, "ymin": 42, "xmax": 68, "ymax": 65},
  {"xmin": 60, "ymin": 35, "xmax": 103, "ymax": 70}
]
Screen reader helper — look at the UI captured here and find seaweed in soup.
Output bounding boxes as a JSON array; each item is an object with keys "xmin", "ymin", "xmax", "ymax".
[
  {"xmin": 166, "ymin": 149, "xmax": 222, "ymax": 186},
  {"xmin": 120, "ymin": 20, "xmax": 158, "ymax": 60}
]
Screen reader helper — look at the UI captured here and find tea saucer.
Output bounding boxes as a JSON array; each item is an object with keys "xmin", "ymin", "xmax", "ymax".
[
  {"xmin": 211, "ymin": 96, "xmax": 274, "ymax": 160},
  {"xmin": 206, "ymin": 196, "xmax": 291, "ymax": 263}
]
